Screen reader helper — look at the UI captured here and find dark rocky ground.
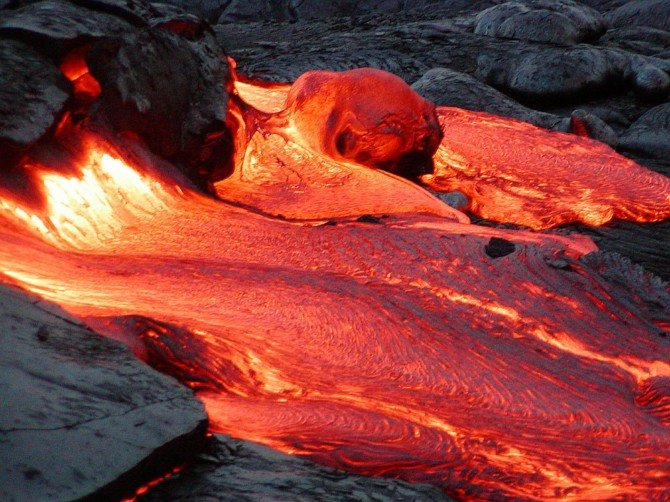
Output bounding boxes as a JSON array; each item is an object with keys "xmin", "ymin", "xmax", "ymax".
[{"xmin": 0, "ymin": 0, "xmax": 669, "ymax": 500}]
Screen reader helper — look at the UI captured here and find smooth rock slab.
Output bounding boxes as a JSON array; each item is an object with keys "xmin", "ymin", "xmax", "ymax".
[
  {"xmin": 474, "ymin": 0, "xmax": 605, "ymax": 45},
  {"xmin": 0, "ymin": 0, "xmax": 134, "ymax": 55},
  {"xmin": 0, "ymin": 282, "xmax": 207, "ymax": 501},
  {"xmin": 142, "ymin": 435, "xmax": 451, "ymax": 501}
]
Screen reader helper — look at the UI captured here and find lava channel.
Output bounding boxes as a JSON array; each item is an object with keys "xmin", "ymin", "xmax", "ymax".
[{"xmin": 0, "ymin": 73, "xmax": 669, "ymax": 500}]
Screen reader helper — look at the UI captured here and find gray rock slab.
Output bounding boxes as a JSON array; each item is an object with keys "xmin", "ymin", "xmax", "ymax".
[
  {"xmin": 0, "ymin": 281, "xmax": 207, "ymax": 501},
  {"xmin": 0, "ymin": 0, "xmax": 134, "ymax": 55},
  {"xmin": 142, "ymin": 435, "xmax": 452, "ymax": 501},
  {"xmin": 606, "ymin": 0, "xmax": 670, "ymax": 31},
  {"xmin": 0, "ymin": 39, "xmax": 70, "ymax": 161},
  {"xmin": 474, "ymin": 0, "xmax": 605, "ymax": 45}
]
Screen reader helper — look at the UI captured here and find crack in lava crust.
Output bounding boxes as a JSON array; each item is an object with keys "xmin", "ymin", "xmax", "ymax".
[{"xmin": 0, "ymin": 82, "xmax": 669, "ymax": 500}]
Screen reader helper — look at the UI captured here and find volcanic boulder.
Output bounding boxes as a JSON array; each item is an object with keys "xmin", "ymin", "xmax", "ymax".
[
  {"xmin": 0, "ymin": 39, "xmax": 70, "ymax": 165},
  {"xmin": 474, "ymin": 0, "xmax": 606, "ymax": 45},
  {"xmin": 619, "ymin": 102, "xmax": 670, "ymax": 160},
  {"xmin": 412, "ymin": 67, "xmax": 567, "ymax": 130},
  {"xmin": 86, "ymin": 26, "xmax": 231, "ymax": 175},
  {"xmin": 0, "ymin": 282, "xmax": 207, "ymax": 501}
]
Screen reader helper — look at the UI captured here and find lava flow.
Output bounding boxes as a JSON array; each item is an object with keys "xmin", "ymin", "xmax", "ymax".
[{"xmin": 1, "ymin": 73, "xmax": 670, "ymax": 500}]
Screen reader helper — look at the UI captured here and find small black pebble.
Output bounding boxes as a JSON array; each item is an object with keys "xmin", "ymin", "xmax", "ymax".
[
  {"xmin": 35, "ymin": 325, "xmax": 49, "ymax": 342},
  {"xmin": 485, "ymin": 237, "xmax": 516, "ymax": 258},
  {"xmin": 356, "ymin": 214, "xmax": 382, "ymax": 224},
  {"xmin": 23, "ymin": 468, "xmax": 40, "ymax": 480}
]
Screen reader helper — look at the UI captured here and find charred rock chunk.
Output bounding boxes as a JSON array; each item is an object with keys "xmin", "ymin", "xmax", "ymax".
[
  {"xmin": 0, "ymin": 0, "xmax": 134, "ymax": 56},
  {"xmin": 485, "ymin": 237, "xmax": 516, "ymax": 258},
  {"xmin": 86, "ymin": 27, "xmax": 230, "ymax": 175},
  {"xmin": 474, "ymin": 0, "xmax": 605, "ymax": 45},
  {"xmin": 0, "ymin": 39, "xmax": 70, "ymax": 165}
]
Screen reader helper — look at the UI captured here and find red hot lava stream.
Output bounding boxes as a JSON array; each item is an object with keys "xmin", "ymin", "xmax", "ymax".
[{"xmin": 0, "ymin": 72, "xmax": 669, "ymax": 500}]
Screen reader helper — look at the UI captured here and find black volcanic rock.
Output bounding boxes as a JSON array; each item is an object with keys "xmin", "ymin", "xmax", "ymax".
[
  {"xmin": 217, "ymin": 0, "xmax": 443, "ymax": 23},
  {"xmin": 0, "ymin": 0, "xmax": 134, "ymax": 55},
  {"xmin": 87, "ymin": 26, "xmax": 230, "ymax": 168},
  {"xmin": 476, "ymin": 46, "xmax": 621, "ymax": 102},
  {"xmin": 412, "ymin": 67, "xmax": 567, "ymax": 129},
  {"xmin": 141, "ymin": 435, "xmax": 451, "ymax": 501},
  {"xmin": 0, "ymin": 282, "xmax": 207, "ymax": 501},
  {"xmin": 474, "ymin": 0, "xmax": 605, "ymax": 45},
  {"xmin": 0, "ymin": 39, "xmax": 70, "ymax": 164},
  {"xmin": 243, "ymin": 48, "xmax": 428, "ymax": 83},
  {"xmin": 619, "ymin": 102, "xmax": 670, "ymax": 160},
  {"xmin": 476, "ymin": 45, "xmax": 670, "ymax": 103},
  {"xmin": 606, "ymin": 0, "xmax": 670, "ymax": 31}
]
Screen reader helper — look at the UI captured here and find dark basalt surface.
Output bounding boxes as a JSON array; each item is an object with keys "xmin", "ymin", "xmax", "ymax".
[
  {"xmin": 0, "ymin": 281, "xmax": 208, "ymax": 501},
  {"xmin": 0, "ymin": 0, "xmax": 134, "ymax": 55},
  {"xmin": 0, "ymin": 38, "xmax": 70, "ymax": 163},
  {"xmin": 87, "ymin": 26, "xmax": 230, "ymax": 165},
  {"xmin": 474, "ymin": 0, "xmax": 606, "ymax": 45},
  {"xmin": 141, "ymin": 435, "xmax": 452, "ymax": 501}
]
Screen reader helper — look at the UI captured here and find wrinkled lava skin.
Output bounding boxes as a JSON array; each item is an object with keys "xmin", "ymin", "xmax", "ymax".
[
  {"xmin": 1, "ymin": 72, "xmax": 670, "ymax": 501},
  {"xmin": 282, "ymin": 68, "xmax": 443, "ymax": 178}
]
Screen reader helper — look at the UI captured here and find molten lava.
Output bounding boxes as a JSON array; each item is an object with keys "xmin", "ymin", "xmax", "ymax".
[
  {"xmin": 1, "ymin": 72, "xmax": 669, "ymax": 500},
  {"xmin": 428, "ymin": 107, "xmax": 670, "ymax": 229}
]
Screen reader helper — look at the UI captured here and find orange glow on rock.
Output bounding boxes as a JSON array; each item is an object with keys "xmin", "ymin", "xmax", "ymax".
[
  {"xmin": 60, "ymin": 47, "xmax": 101, "ymax": 102},
  {"xmin": 427, "ymin": 107, "xmax": 670, "ymax": 229}
]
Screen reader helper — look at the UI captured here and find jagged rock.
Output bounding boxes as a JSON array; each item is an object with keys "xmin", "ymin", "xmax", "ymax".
[
  {"xmin": 0, "ymin": 39, "xmax": 70, "ymax": 164},
  {"xmin": 474, "ymin": 0, "xmax": 605, "ymax": 45},
  {"xmin": 606, "ymin": 0, "xmax": 670, "ymax": 31},
  {"xmin": 0, "ymin": 282, "xmax": 208, "ymax": 501},
  {"xmin": 87, "ymin": 26, "xmax": 230, "ymax": 169},
  {"xmin": 573, "ymin": 223, "xmax": 670, "ymax": 281},
  {"xmin": 618, "ymin": 102, "xmax": 670, "ymax": 160},
  {"xmin": 0, "ymin": 0, "xmax": 134, "ymax": 55},
  {"xmin": 141, "ymin": 435, "xmax": 452, "ymax": 501},
  {"xmin": 412, "ymin": 67, "xmax": 566, "ymax": 129}
]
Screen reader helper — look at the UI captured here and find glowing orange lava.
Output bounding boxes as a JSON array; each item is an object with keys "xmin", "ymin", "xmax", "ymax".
[
  {"xmin": 1, "ymin": 75, "xmax": 669, "ymax": 500},
  {"xmin": 427, "ymin": 107, "xmax": 670, "ymax": 229}
]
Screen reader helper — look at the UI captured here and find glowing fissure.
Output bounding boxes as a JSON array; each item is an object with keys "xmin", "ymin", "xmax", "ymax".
[{"xmin": 0, "ymin": 79, "xmax": 669, "ymax": 500}]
